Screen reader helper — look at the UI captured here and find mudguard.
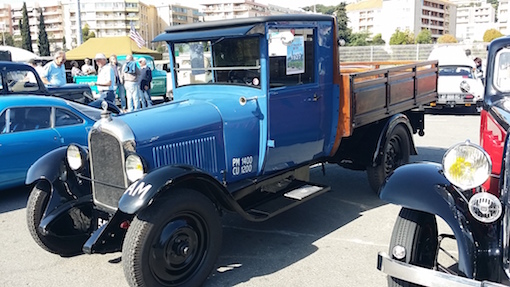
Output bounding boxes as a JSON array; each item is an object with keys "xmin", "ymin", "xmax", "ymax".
[
  {"xmin": 372, "ymin": 114, "xmax": 417, "ymax": 165},
  {"xmin": 380, "ymin": 162, "xmax": 476, "ymax": 279},
  {"xmin": 25, "ymin": 146, "xmax": 68, "ymax": 186},
  {"xmin": 118, "ymin": 165, "xmax": 230, "ymax": 215}
]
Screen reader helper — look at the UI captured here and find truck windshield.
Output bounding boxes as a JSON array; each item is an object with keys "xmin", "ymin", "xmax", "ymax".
[
  {"xmin": 173, "ymin": 37, "xmax": 261, "ymax": 88},
  {"xmin": 495, "ymin": 48, "xmax": 510, "ymax": 92}
]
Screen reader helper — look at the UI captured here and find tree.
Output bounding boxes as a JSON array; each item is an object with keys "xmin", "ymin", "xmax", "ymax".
[
  {"xmin": 437, "ymin": 34, "xmax": 458, "ymax": 43},
  {"xmin": 483, "ymin": 28, "xmax": 504, "ymax": 42},
  {"xmin": 348, "ymin": 31, "xmax": 370, "ymax": 46},
  {"xmin": 82, "ymin": 23, "xmax": 96, "ymax": 42},
  {"xmin": 0, "ymin": 32, "xmax": 15, "ymax": 46},
  {"xmin": 335, "ymin": 3, "xmax": 351, "ymax": 44},
  {"xmin": 62, "ymin": 36, "xmax": 67, "ymax": 51},
  {"xmin": 370, "ymin": 33, "xmax": 385, "ymax": 45},
  {"xmin": 389, "ymin": 28, "xmax": 414, "ymax": 45},
  {"xmin": 37, "ymin": 8, "xmax": 50, "ymax": 56},
  {"xmin": 415, "ymin": 29, "xmax": 432, "ymax": 44},
  {"xmin": 21, "ymin": 2, "xmax": 33, "ymax": 52}
]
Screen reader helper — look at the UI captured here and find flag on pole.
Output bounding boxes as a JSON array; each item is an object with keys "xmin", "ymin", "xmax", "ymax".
[{"xmin": 129, "ymin": 22, "xmax": 146, "ymax": 48}]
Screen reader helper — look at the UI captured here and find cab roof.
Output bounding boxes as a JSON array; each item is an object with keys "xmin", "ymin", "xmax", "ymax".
[{"xmin": 153, "ymin": 14, "xmax": 335, "ymax": 43}]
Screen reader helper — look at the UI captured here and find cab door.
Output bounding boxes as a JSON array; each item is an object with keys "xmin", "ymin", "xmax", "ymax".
[{"xmin": 264, "ymin": 27, "xmax": 330, "ymax": 172}]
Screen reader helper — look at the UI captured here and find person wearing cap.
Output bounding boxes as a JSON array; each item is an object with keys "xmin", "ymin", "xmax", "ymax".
[
  {"xmin": 122, "ymin": 54, "xmax": 141, "ymax": 112},
  {"xmin": 138, "ymin": 57, "xmax": 153, "ymax": 108},
  {"xmin": 41, "ymin": 50, "xmax": 67, "ymax": 86},
  {"xmin": 91, "ymin": 53, "xmax": 116, "ymax": 103}
]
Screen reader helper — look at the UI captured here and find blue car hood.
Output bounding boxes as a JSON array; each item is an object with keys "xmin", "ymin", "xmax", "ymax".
[{"xmin": 119, "ymin": 100, "xmax": 223, "ymax": 148}]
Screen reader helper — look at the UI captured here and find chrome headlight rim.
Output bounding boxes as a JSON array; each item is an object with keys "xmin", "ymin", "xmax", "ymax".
[
  {"xmin": 125, "ymin": 153, "xmax": 146, "ymax": 183},
  {"xmin": 66, "ymin": 144, "xmax": 86, "ymax": 171},
  {"xmin": 442, "ymin": 140, "xmax": 492, "ymax": 191}
]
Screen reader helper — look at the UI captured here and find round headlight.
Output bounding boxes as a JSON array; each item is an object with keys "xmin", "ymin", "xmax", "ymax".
[
  {"xmin": 442, "ymin": 141, "xmax": 491, "ymax": 190},
  {"xmin": 126, "ymin": 154, "xmax": 144, "ymax": 182},
  {"xmin": 67, "ymin": 145, "xmax": 83, "ymax": 171}
]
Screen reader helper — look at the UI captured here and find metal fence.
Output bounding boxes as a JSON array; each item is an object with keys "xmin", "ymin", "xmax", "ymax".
[{"xmin": 338, "ymin": 42, "xmax": 490, "ymax": 62}]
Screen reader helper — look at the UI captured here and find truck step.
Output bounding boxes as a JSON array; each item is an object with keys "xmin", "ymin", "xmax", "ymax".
[{"xmin": 245, "ymin": 181, "xmax": 330, "ymax": 220}]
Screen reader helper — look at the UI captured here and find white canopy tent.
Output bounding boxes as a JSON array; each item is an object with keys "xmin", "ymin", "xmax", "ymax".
[{"xmin": 0, "ymin": 45, "xmax": 46, "ymax": 62}]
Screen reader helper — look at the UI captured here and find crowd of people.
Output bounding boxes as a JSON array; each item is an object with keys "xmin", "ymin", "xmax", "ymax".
[{"xmin": 29, "ymin": 50, "xmax": 154, "ymax": 113}]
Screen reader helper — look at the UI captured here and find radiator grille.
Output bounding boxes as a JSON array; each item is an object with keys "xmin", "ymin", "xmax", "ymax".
[
  {"xmin": 89, "ymin": 131, "xmax": 127, "ymax": 210},
  {"xmin": 152, "ymin": 136, "xmax": 218, "ymax": 173}
]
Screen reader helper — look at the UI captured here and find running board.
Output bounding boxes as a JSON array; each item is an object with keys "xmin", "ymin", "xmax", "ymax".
[{"xmin": 245, "ymin": 181, "xmax": 330, "ymax": 221}]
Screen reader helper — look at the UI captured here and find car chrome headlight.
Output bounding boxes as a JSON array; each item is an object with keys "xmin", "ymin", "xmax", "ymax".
[
  {"xmin": 67, "ymin": 145, "xmax": 84, "ymax": 171},
  {"xmin": 442, "ymin": 141, "xmax": 491, "ymax": 190},
  {"xmin": 126, "ymin": 154, "xmax": 145, "ymax": 182}
]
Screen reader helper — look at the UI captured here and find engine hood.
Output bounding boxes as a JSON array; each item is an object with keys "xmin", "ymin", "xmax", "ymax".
[{"xmin": 118, "ymin": 100, "xmax": 223, "ymax": 147}]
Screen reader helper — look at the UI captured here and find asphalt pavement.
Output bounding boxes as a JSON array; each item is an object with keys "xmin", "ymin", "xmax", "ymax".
[{"xmin": 0, "ymin": 113, "xmax": 481, "ymax": 287}]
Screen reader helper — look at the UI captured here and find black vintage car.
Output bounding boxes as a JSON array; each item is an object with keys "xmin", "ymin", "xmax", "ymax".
[
  {"xmin": 0, "ymin": 61, "xmax": 120, "ymax": 113},
  {"xmin": 376, "ymin": 36, "xmax": 510, "ymax": 286}
]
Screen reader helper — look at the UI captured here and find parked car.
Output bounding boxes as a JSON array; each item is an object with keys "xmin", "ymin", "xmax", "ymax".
[
  {"xmin": 0, "ymin": 95, "xmax": 101, "ymax": 190},
  {"xmin": 427, "ymin": 46, "xmax": 484, "ymax": 111},
  {"xmin": 0, "ymin": 61, "xmax": 121, "ymax": 114},
  {"xmin": 376, "ymin": 36, "xmax": 510, "ymax": 286}
]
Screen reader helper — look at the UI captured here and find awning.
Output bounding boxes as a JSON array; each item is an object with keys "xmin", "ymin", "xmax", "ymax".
[{"xmin": 66, "ymin": 36, "xmax": 162, "ymax": 60}]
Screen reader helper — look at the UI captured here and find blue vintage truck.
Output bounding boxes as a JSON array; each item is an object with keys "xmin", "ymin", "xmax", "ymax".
[{"xmin": 25, "ymin": 15, "xmax": 438, "ymax": 287}]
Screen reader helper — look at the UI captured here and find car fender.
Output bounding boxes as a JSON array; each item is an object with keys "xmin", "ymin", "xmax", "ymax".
[
  {"xmin": 372, "ymin": 114, "xmax": 417, "ymax": 165},
  {"xmin": 26, "ymin": 146, "xmax": 68, "ymax": 185},
  {"xmin": 118, "ymin": 165, "xmax": 230, "ymax": 215},
  {"xmin": 380, "ymin": 162, "xmax": 476, "ymax": 278}
]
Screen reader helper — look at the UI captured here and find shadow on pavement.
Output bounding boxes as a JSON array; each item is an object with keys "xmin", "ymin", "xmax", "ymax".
[{"xmin": 0, "ymin": 185, "xmax": 30, "ymax": 214}]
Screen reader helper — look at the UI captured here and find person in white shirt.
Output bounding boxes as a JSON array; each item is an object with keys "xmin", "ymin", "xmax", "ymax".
[
  {"xmin": 91, "ymin": 53, "xmax": 116, "ymax": 103},
  {"xmin": 81, "ymin": 58, "xmax": 96, "ymax": 75}
]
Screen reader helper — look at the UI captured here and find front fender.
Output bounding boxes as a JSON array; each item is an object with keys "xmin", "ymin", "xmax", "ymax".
[
  {"xmin": 380, "ymin": 162, "xmax": 475, "ymax": 278},
  {"xmin": 26, "ymin": 146, "xmax": 68, "ymax": 185},
  {"xmin": 118, "ymin": 165, "xmax": 229, "ymax": 215}
]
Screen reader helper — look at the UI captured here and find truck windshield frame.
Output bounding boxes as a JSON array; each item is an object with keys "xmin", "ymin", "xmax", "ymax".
[
  {"xmin": 173, "ymin": 36, "xmax": 261, "ymax": 88},
  {"xmin": 495, "ymin": 48, "xmax": 510, "ymax": 92}
]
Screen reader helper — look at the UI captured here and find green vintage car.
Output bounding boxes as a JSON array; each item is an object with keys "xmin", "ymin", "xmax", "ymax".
[{"xmin": 73, "ymin": 54, "xmax": 169, "ymax": 101}]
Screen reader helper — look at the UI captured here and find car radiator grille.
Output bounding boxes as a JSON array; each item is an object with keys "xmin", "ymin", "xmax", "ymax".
[{"xmin": 89, "ymin": 131, "xmax": 127, "ymax": 210}]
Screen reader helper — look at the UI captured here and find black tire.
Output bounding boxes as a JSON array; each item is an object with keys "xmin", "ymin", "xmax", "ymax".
[
  {"xmin": 26, "ymin": 184, "xmax": 91, "ymax": 256},
  {"xmin": 367, "ymin": 125, "xmax": 411, "ymax": 194},
  {"xmin": 122, "ymin": 188, "xmax": 222, "ymax": 287},
  {"xmin": 388, "ymin": 208, "xmax": 438, "ymax": 287}
]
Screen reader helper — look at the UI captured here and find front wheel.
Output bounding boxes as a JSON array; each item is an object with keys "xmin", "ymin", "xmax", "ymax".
[
  {"xmin": 122, "ymin": 188, "xmax": 222, "ymax": 287},
  {"xmin": 388, "ymin": 208, "xmax": 438, "ymax": 287},
  {"xmin": 26, "ymin": 183, "xmax": 91, "ymax": 256},
  {"xmin": 367, "ymin": 125, "xmax": 411, "ymax": 194}
]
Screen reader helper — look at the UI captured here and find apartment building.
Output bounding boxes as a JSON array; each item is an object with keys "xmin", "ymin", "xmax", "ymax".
[
  {"xmin": 347, "ymin": 0, "xmax": 456, "ymax": 44},
  {"xmin": 199, "ymin": 0, "xmax": 271, "ymax": 21},
  {"xmin": 496, "ymin": 0, "xmax": 509, "ymax": 35},
  {"xmin": 455, "ymin": 1, "xmax": 496, "ymax": 42},
  {"xmin": 345, "ymin": 0, "xmax": 382, "ymax": 36},
  {"xmin": 155, "ymin": 3, "xmax": 201, "ymax": 38},
  {"xmin": 4, "ymin": 1, "xmax": 65, "ymax": 54}
]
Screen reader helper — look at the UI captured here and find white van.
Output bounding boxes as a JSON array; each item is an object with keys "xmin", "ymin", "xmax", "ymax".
[{"xmin": 427, "ymin": 46, "xmax": 484, "ymax": 111}]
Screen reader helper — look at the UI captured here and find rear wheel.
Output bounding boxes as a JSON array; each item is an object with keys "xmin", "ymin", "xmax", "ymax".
[
  {"xmin": 26, "ymin": 183, "xmax": 91, "ymax": 256},
  {"xmin": 122, "ymin": 188, "xmax": 222, "ymax": 287},
  {"xmin": 367, "ymin": 125, "xmax": 411, "ymax": 194},
  {"xmin": 388, "ymin": 208, "xmax": 438, "ymax": 287}
]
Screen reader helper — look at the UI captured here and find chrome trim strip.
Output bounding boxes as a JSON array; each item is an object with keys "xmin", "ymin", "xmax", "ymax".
[{"xmin": 377, "ymin": 252, "xmax": 507, "ymax": 287}]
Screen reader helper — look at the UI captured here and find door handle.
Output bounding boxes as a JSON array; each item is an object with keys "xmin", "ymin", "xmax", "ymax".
[{"xmin": 313, "ymin": 94, "xmax": 321, "ymax": 101}]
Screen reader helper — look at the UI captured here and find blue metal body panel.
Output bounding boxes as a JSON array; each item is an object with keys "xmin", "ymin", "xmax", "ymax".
[{"xmin": 0, "ymin": 96, "xmax": 98, "ymax": 190}]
